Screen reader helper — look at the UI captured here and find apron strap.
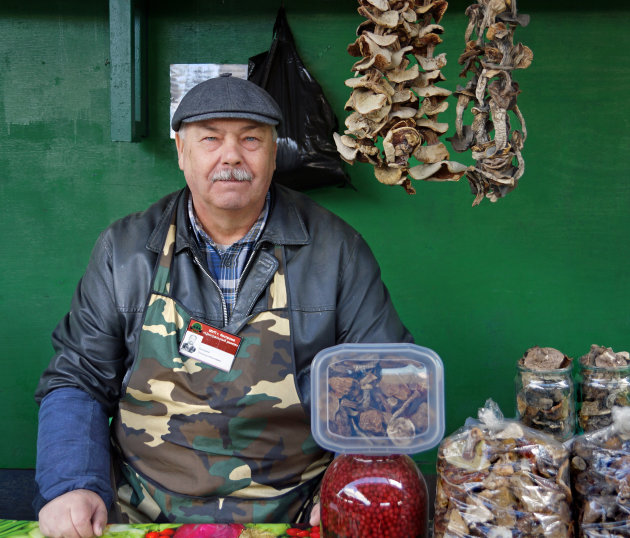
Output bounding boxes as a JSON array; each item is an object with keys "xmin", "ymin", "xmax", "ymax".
[{"xmin": 152, "ymin": 209, "xmax": 178, "ymax": 295}]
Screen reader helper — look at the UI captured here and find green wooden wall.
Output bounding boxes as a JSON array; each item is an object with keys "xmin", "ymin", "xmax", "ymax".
[{"xmin": 1, "ymin": 0, "xmax": 629, "ymax": 472}]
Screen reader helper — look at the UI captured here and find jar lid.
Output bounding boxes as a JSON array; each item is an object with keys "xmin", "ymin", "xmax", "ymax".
[{"xmin": 310, "ymin": 343, "xmax": 445, "ymax": 454}]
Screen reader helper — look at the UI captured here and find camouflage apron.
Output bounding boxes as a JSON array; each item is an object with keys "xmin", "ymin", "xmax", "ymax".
[{"xmin": 112, "ymin": 213, "xmax": 330, "ymax": 523}]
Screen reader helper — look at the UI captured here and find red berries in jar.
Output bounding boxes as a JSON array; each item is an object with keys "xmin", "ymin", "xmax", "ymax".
[{"xmin": 320, "ymin": 454, "xmax": 428, "ymax": 538}]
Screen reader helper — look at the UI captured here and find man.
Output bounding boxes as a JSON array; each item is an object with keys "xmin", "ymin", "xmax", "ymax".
[{"xmin": 34, "ymin": 74, "xmax": 412, "ymax": 537}]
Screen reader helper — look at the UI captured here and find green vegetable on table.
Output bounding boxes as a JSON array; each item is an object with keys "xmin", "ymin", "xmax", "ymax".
[
  {"xmin": 0, "ymin": 521, "xmax": 180, "ymax": 538},
  {"xmin": 0, "ymin": 520, "xmax": 44, "ymax": 538}
]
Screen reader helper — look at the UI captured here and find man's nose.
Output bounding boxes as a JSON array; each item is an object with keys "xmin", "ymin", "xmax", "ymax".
[{"xmin": 221, "ymin": 136, "xmax": 243, "ymax": 165}]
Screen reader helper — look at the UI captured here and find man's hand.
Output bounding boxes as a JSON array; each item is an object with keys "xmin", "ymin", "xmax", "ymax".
[{"xmin": 38, "ymin": 489, "xmax": 107, "ymax": 538}]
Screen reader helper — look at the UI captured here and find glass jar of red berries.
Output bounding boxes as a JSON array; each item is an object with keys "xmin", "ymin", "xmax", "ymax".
[{"xmin": 320, "ymin": 453, "xmax": 428, "ymax": 538}]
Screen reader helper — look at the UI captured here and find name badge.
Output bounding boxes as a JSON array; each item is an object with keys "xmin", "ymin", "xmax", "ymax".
[{"xmin": 179, "ymin": 319, "xmax": 242, "ymax": 372}]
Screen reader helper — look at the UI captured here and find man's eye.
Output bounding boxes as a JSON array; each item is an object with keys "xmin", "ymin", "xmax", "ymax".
[{"xmin": 204, "ymin": 136, "xmax": 218, "ymax": 142}]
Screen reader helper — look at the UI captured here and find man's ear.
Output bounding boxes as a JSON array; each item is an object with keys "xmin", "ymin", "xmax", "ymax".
[
  {"xmin": 272, "ymin": 140, "xmax": 278, "ymax": 173},
  {"xmin": 175, "ymin": 132, "xmax": 185, "ymax": 171}
]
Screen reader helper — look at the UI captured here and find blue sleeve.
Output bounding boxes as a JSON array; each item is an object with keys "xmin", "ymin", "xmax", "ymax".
[{"xmin": 34, "ymin": 387, "xmax": 113, "ymax": 514}]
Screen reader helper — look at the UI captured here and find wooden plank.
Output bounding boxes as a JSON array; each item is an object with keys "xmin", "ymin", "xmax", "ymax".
[{"xmin": 109, "ymin": 0, "xmax": 145, "ymax": 141}]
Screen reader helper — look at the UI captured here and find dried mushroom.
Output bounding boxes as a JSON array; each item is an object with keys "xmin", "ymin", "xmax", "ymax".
[
  {"xmin": 571, "ymin": 407, "xmax": 630, "ymax": 537},
  {"xmin": 434, "ymin": 400, "xmax": 574, "ymax": 537},
  {"xmin": 516, "ymin": 346, "xmax": 575, "ymax": 441},
  {"xmin": 447, "ymin": 0, "xmax": 533, "ymax": 205},
  {"xmin": 335, "ymin": 0, "xmax": 467, "ymax": 194},
  {"xmin": 578, "ymin": 344, "xmax": 630, "ymax": 433},
  {"xmin": 325, "ymin": 356, "xmax": 430, "ymax": 447}
]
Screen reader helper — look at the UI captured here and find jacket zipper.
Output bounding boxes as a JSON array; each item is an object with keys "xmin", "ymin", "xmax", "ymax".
[
  {"xmin": 191, "ymin": 241, "xmax": 268, "ymax": 326},
  {"xmin": 191, "ymin": 253, "xmax": 229, "ymax": 326}
]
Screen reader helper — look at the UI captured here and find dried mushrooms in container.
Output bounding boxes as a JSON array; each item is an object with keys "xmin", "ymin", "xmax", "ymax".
[
  {"xmin": 571, "ymin": 407, "xmax": 630, "ymax": 537},
  {"xmin": 447, "ymin": 0, "xmax": 533, "ymax": 205},
  {"xmin": 334, "ymin": 0, "xmax": 467, "ymax": 194},
  {"xmin": 434, "ymin": 399, "xmax": 574, "ymax": 537},
  {"xmin": 578, "ymin": 345, "xmax": 630, "ymax": 433},
  {"xmin": 311, "ymin": 343, "xmax": 445, "ymax": 454},
  {"xmin": 516, "ymin": 346, "xmax": 575, "ymax": 441}
]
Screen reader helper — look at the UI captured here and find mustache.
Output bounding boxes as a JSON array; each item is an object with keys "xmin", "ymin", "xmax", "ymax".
[{"xmin": 212, "ymin": 168, "xmax": 253, "ymax": 182}]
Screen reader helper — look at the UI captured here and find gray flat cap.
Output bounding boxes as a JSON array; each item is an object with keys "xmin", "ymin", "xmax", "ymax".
[{"xmin": 171, "ymin": 73, "xmax": 282, "ymax": 131}]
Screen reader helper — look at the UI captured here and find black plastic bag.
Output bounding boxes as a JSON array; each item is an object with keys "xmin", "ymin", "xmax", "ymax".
[{"xmin": 248, "ymin": 7, "xmax": 352, "ymax": 191}]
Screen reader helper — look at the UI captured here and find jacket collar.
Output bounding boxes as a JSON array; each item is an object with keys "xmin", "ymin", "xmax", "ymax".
[
  {"xmin": 146, "ymin": 184, "xmax": 311, "ymax": 254},
  {"xmin": 260, "ymin": 183, "xmax": 310, "ymax": 246}
]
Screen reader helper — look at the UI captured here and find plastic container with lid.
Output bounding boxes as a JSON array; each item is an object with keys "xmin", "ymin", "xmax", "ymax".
[{"xmin": 311, "ymin": 343, "xmax": 445, "ymax": 538}]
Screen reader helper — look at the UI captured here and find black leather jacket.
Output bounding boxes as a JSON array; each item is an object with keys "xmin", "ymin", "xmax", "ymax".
[{"xmin": 35, "ymin": 184, "xmax": 412, "ymax": 412}]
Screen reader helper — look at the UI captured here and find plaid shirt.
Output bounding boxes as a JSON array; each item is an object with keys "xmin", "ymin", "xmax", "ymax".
[{"xmin": 188, "ymin": 193, "xmax": 270, "ymax": 321}]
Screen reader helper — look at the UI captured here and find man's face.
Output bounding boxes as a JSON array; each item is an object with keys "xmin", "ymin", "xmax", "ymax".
[{"xmin": 175, "ymin": 118, "xmax": 277, "ymax": 215}]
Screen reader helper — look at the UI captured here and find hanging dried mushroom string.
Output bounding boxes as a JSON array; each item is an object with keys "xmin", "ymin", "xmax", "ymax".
[
  {"xmin": 447, "ymin": 0, "xmax": 532, "ymax": 205},
  {"xmin": 334, "ymin": 0, "xmax": 468, "ymax": 194}
]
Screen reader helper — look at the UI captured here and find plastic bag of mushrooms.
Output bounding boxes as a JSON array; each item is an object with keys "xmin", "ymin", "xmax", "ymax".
[
  {"xmin": 434, "ymin": 399, "xmax": 574, "ymax": 537},
  {"xmin": 570, "ymin": 407, "xmax": 630, "ymax": 537}
]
